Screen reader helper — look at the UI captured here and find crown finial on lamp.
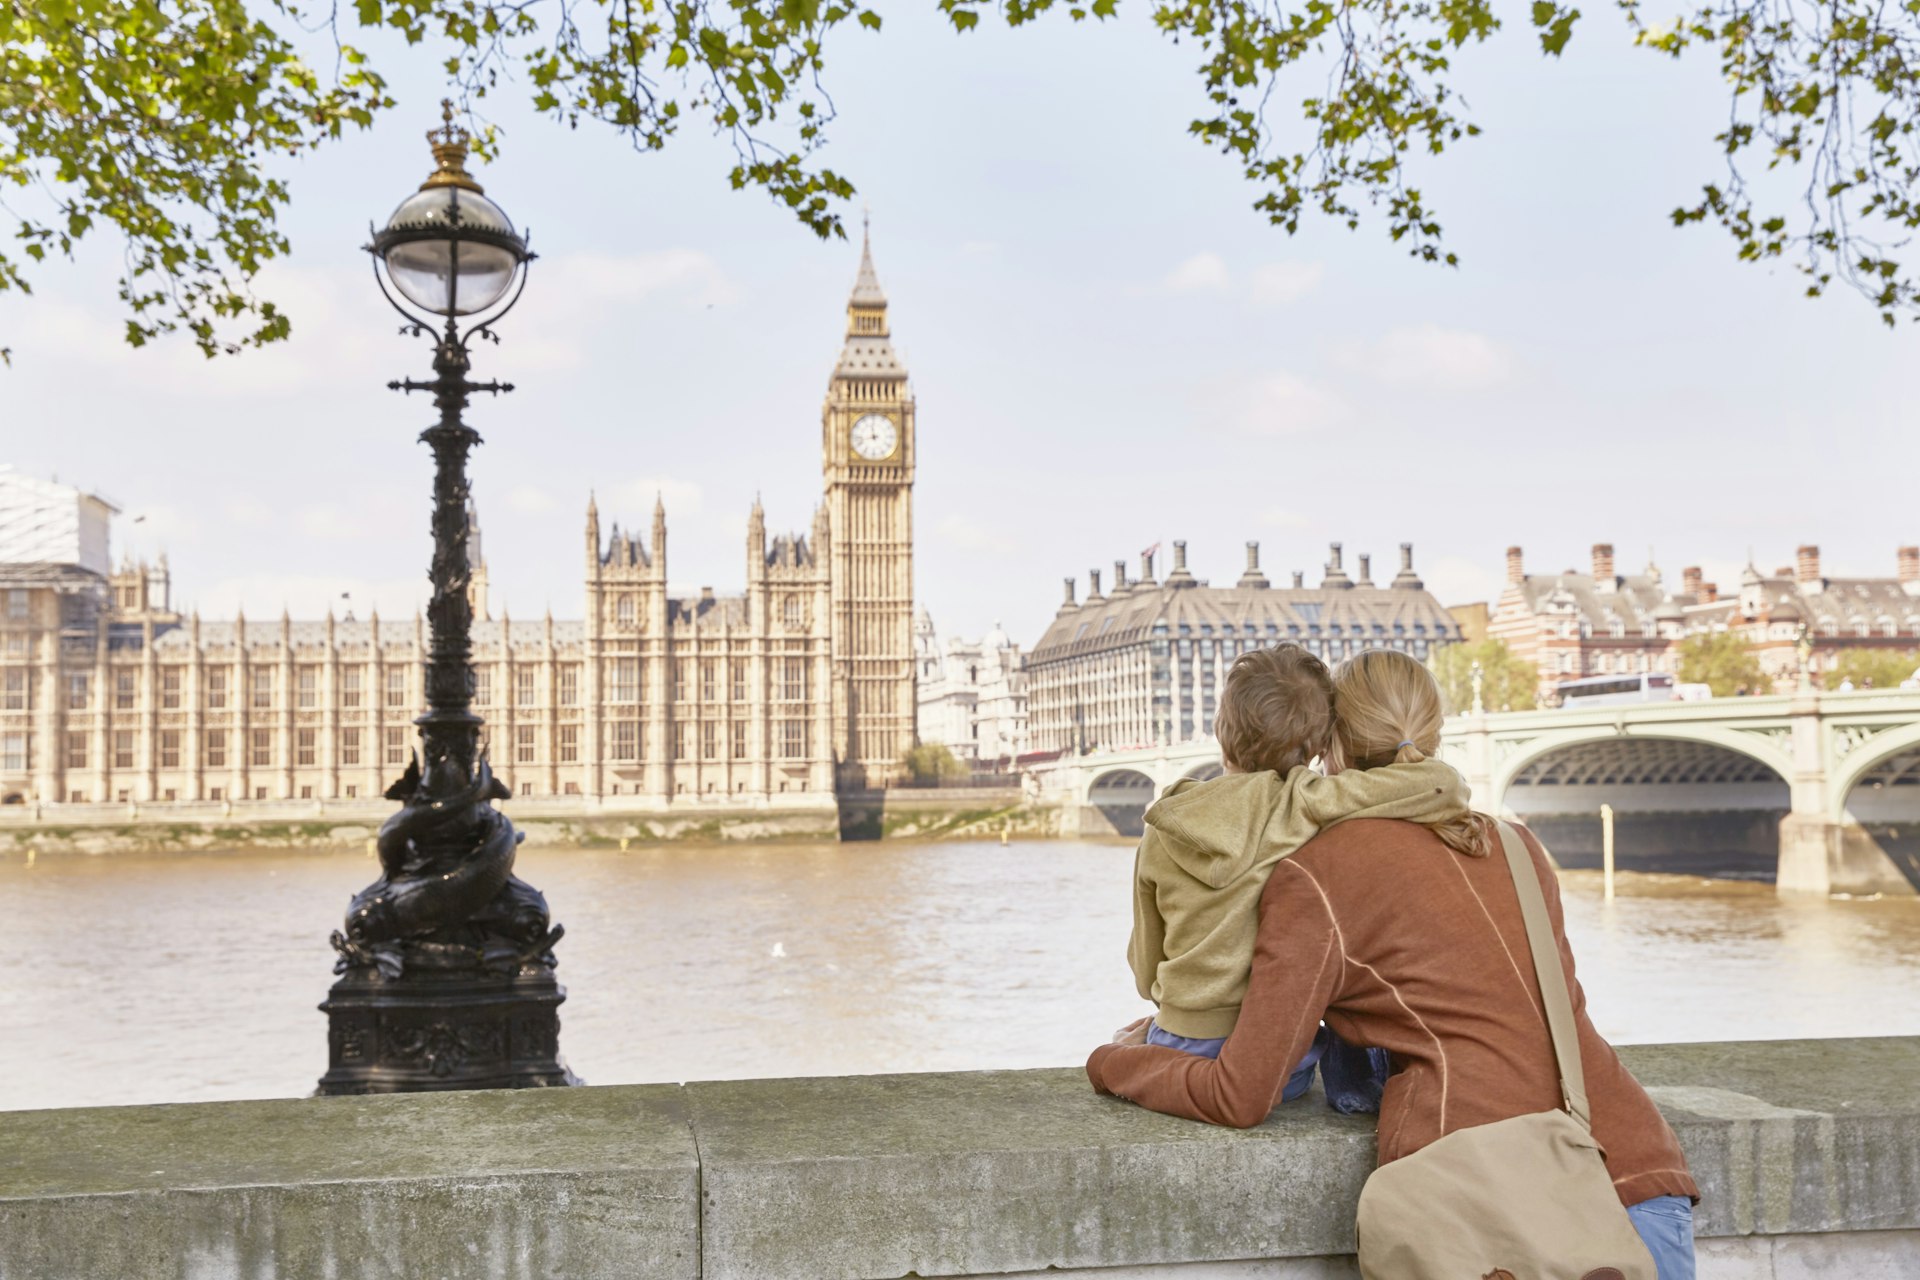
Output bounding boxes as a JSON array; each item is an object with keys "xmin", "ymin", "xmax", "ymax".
[{"xmin": 421, "ymin": 98, "xmax": 483, "ymax": 194}]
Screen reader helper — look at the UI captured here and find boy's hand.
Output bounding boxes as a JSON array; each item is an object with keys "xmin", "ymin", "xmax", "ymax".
[{"xmin": 1111, "ymin": 1016, "xmax": 1151, "ymax": 1046}]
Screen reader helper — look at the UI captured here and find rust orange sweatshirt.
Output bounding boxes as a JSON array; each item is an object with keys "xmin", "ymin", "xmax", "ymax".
[{"xmin": 1088, "ymin": 817, "xmax": 1697, "ymax": 1208}]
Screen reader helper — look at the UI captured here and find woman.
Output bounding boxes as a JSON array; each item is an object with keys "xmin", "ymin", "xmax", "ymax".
[{"xmin": 1086, "ymin": 649, "xmax": 1699, "ymax": 1278}]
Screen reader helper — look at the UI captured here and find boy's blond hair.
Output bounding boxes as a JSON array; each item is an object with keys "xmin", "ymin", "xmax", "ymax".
[{"xmin": 1214, "ymin": 644, "xmax": 1335, "ymax": 775}]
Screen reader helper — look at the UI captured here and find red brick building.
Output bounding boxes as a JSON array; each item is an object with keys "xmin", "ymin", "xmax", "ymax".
[{"xmin": 1488, "ymin": 543, "xmax": 1920, "ymax": 700}]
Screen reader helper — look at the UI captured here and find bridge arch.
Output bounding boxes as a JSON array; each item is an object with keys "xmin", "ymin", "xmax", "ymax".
[
  {"xmin": 1083, "ymin": 768, "xmax": 1159, "ymax": 838},
  {"xmin": 1491, "ymin": 726, "xmax": 1794, "ymax": 807},
  {"xmin": 1827, "ymin": 726, "xmax": 1920, "ymax": 893},
  {"xmin": 1828, "ymin": 720, "xmax": 1920, "ymax": 821},
  {"xmin": 1496, "ymin": 731, "xmax": 1793, "ymax": 881}
]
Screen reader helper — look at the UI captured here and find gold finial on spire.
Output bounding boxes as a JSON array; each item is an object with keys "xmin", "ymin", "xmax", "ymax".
[{"xmin": 421, "ymin": 98, "xmax": 484, "ymax": 194}]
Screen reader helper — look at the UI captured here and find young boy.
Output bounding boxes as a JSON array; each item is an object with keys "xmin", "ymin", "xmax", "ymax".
[{"xmin": 1125, "ymin": 643, "xmax": 1469, "ymax": 1109}]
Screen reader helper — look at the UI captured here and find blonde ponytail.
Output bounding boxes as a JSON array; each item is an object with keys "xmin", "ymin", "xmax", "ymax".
[{"xmin": 1331, "ymin": 650, "xmax": 1489, "ymax": 857}]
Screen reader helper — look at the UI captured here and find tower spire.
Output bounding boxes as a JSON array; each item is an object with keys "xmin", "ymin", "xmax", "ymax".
[
  {"xmin": 835, "ymin": 216, "xmax": 903, "ymax": 382},
  {"xmin": 849, "ymin": 212, "xmax": 886, "ymax": 311}
]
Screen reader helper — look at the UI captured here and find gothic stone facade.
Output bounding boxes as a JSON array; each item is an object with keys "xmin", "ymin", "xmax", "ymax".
[
  {"xmin": 913, "ymin": 611, "xmax": 1029, "ymax": 765},
  {"xmin": 0, "ymin": 237, "xmax": 918, "ymax": 807},
  {"xmin": 1027, "ymin": 540, "xmax": 1462, "ymax": 757}
]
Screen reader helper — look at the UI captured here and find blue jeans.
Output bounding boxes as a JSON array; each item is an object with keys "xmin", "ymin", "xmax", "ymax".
[
  {"xmin": 1625, "ymin": 1195, "xmax": 1695, "ymax": 1280},
  {"xmin": 1145, "ymin": 1022, "xmax": 1387, "ymax": 1112}
]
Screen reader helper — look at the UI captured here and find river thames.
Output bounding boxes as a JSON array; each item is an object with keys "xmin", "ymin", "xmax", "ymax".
[{"xmin": 4, "ymin": 838, "xmax": 1919, "ymax": 1113}]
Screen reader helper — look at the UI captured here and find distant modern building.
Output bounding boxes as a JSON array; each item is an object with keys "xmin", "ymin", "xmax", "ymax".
[
  {"xmin": 1026, "ymin": 540, "xmax": 1462, "ymax": 756},
  {"xmin": 913, "ymin": 609, "xmax": 1028, "ymax": 764},
  {"xmin": 1489, "ymin": 543, "xmax": 1920, "ymax": 697},
  {"xmin": 0, "ymin": 233, "xmax": 921, "ymax": 807}
]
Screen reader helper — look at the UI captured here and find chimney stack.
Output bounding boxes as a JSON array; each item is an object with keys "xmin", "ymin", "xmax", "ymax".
[
  {"xmin": 1701, "ymin": 581, "xmax": 1719, "ymax": 604},
  {"xmin": 1140, "ymin": 548, "xmax": 1157, "ymax": 585},
  {"xmin": 1392, "ymin": 542, "xmax": 1423, "ymax": 589},
  {"xmin": 1166, "ymin": 539, "xmax": 1198, "ymax": 587},
  {"xmin": 1682, "ymin": 566, "xmax": 1703, "ymax": 598},
  {"xmin": 1292, "ymin": 570, "xmax": 1305, "ymax": 589},
  {"xmin": 1238, "ymin": 540, "xmax": 1270, "ymax": 589},
  {"xmin": 1591, "ymin": 543, "xmax": 1615, "ymax": 588},
  {"xmin": 1357, "ymin": 553, "xmax": 1374, "ymax": 587},
  {"xmin": 1112, "ymin": 559, "xmax": 1130, "ymax": 594},
  {"xmin": 1087, "ymin": 568, "xmax": 1104, "ymax": 601},
  {"xmin": 1796, "ymin": 544, "xmax": 1822, "ymax": 585},
  {"xmin": 1506, "ymin": 546, "xmax": 1524, "ymax": 586},
  {"xmin": 1323, "ymin": 542, "xmax": 1353, "ymax": 589},
  {"xmin": 1900, "ymin": 545, "xmax": 1920, "ymax": 595},
  {"xmin": 1062, "ymin": 577, "xmax": 1078, "ymax": 610}
]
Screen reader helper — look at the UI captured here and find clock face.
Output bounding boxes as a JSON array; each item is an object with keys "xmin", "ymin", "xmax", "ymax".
[{"xmin": 850, "ymin": 414, "xmax": 898, "ymax": 461}]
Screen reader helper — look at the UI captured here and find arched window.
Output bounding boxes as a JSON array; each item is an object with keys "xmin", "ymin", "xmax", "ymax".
[
  {"xmin": 783, "ymin": 596, "xmax": 802, "ymax": 628},
  {"xmin": 615, "ymin": 595, "xmax": 635, "ymax": 626}
]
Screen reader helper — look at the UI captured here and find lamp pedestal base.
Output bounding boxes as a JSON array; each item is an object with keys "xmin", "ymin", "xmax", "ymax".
[{"xmin": 318, "ymin": 968, "xmax": 578, "ymax": 1095}]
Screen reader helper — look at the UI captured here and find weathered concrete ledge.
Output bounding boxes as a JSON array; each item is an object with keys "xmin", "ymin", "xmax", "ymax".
[{"xmin": 3, "ymin": 1039, "xmax": 1916, "ymax": 1279}]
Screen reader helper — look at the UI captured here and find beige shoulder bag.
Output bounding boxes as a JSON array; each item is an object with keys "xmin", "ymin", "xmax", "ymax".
[{"xmin": 1353, "ymin": 821, "xmax": 1655, "ymax": 1280}]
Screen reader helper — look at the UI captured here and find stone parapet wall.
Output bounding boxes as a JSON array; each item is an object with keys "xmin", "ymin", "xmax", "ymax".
[
  {"xmin": 0, "ymin": 791, "xmax": 1079, "ymax": 854},
  {"xmin": 3, "ymin": 1039, "xmax": 1916, "ymax": 1279},
  {"xmin": 833, "ymin": 787, "xmax": 1061, "ymax": 841}
]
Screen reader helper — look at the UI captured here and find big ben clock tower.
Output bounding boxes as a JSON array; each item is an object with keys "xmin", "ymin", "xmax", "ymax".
[{"xmin": 823, "ymin": 220, "xmax": 916, "ymax": 788}]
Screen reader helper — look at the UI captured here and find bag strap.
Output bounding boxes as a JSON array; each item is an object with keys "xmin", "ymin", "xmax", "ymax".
[{"xmin": 1494, "ymin": 820, "xmax": 1591, "ymax": 1131}]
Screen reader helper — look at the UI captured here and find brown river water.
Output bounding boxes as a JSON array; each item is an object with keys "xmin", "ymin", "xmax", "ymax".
[{"xmin": 3, "ymin": 839, "xmax": 1919, "ymax": 1112}]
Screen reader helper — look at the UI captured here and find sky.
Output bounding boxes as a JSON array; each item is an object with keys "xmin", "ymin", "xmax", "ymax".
[{"xmin": 3, "ymin": 7, "xmax": 1912, "ymax": 648}]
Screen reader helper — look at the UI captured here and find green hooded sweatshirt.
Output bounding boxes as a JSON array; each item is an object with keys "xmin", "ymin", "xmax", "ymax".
[{"xmin": 1129, "ymin": 760, "xmax": 1470, "ymax": 1039}]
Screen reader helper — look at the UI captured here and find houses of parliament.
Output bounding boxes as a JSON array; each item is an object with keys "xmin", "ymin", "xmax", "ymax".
[{"xmin": 0, "ymin": 235, "xmax": 918, "ymax": 809}]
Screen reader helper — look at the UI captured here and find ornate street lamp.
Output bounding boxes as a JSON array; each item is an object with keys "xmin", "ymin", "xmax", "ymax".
[{"xmin": 318, "ymin": 103, "xmax": 576, "ymax": 1094}]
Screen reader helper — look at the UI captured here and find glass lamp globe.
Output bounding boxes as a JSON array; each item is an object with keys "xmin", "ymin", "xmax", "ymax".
[{"xmin": 372, "ymin": 107, "xmax": 529, "ymax": 318}]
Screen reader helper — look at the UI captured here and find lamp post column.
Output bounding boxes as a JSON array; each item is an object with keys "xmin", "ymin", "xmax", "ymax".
[{"xmin": 318, "ymin": 107, "xmax": 574, "ymax": 1095}]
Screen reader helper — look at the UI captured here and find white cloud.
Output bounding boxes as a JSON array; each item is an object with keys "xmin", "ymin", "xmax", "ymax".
[
  {"xmin": 507, "ymin": 485, "xmax": 558, "ymax": 514},
  {"xmin": 1422, "ymin": 555, "xmax": 1503, "ymax": 608},
  {"xmin": 11, "ymin": 265, "xmax": 380, "ymax": 399},
  {"xmin": 615, "ymin": 475, "xmax": 705, "ymax": 516},
  {"xmin": 939, "ymin": 515, "xmax": 1017, "ymax": 555},
  {"xmin": 1247, "ymin": 261, "xmax": 1325, "ymax": 307},
  {"xmin": 1342, "ymin": 324, "xmax": 1516, "ymax": 391},
  {"xmin": 503, "ymin": 334, "xmax": 589, "ymax": 374},
  {"xmin": 1163, "ymin": 252, "xmax": 1231, "ymax": 293},
  {"xmin": 549, "ymin": 249, "xmax": 738, "ymax": 308},
  {"xmin": 1235, "ymin": 372, "xmax": 1349, "ymax": 435},
  {"xmin": 117, "ymin": 503, "xmax": 200, "ymax": 550},
  {"xmin": 1155, "ymin": 254, "xmax": 1322, "ymax": 304},
  {"xmin": 224, "ymin": 499, "xmax": 276, "ymax": 528},
  {"xmin": 189, "ymin": 574, "xmax": 426, "ymax": 620},
  {"xmin": 297, "ymin": 504, "xmax": 369, "ymax": 542}
]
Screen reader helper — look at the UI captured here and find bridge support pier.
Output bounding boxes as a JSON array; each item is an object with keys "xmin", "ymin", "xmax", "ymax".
[
  {"xmin": 1777, "ymin": 814, "xmax": 1836, "ymax": 895},
  {"xmin": 1780, "ymin": 692, "xmax": 1835, "ymax": 895},
  {"xmin": 1779, "ymin": 814, "xmax": 1917, "ymax": 897}
]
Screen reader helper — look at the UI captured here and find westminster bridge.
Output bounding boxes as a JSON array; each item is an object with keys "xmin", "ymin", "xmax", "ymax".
[{"xmin": 1031, "ymin": 687, "xmax": 1920, "ymax": 895}]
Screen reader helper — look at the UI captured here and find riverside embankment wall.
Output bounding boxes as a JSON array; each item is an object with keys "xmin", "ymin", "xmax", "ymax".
[
  {"xmin": 0, "ymin": 788, "xmax": 1069, "ymax": 855},
  {"xmin": 3, "ymin": 1038, "xmax": 1917, "ymax": 1278}
]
